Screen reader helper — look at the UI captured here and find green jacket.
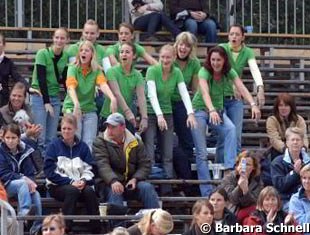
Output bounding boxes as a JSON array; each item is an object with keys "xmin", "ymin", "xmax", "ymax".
[{"xmin": 93, "ymin": 129, "xmax": 151, "ymax": 185}]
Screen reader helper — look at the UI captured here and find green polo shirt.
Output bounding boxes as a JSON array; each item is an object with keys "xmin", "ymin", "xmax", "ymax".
[
  {"xmin": 105, "ymin": 42, "xmax": 145, "ymax": 63},
  {"xmin": 67, "ymin": 41, "xmax": 107, "ymax": 66},
  {"xmin": 171, "ymin": 57, "xmax": 201, "ymax": 102},
  {"xmin": 62, "ymin": 64, "xmax": 102, "ymax": 113},
  {"xmin": 100, "ymin": 64, "xmax": 145, "ymax": 118},
  {"xmin": 31, "ymin": 47, "xmax": 69, "ymax": 96},
  {"xmin": 146, "ymin": 64, "xmax": 184, "ymax": 114},
  {"xmin": 192, "ymin": 68, "xmax": 238, "ymax": 111}
]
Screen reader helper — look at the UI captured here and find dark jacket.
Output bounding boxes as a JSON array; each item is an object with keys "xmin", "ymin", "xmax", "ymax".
[
  {"xmin": 169, "ymin": 0, "xmax": 208, "ymax": 20},
  {"xmin": 127, "ymin": 224, "xmax": 142, "ymax": 235},
  {"xmin": 213, "ymin": 208, "xmax": 239, "ymax": 235},
  {"xmin": 271, "ymin": 148, "xmax": 310, "ymax": 202},
  {"xmin": 243, "ymin": 209, "xmax": 301, "ymax": 235},
  {"xmin": 0, "ymin": 141, "xmax": 35, "ymax": 186},
  {"xmin": 0, "ymin": 56, "xmax": 28, "ymax": 107},
  {"xmin": 220, "ymin": 172, "xmax": 263, "ymax": 210},
  {"xmin": 183, "ymin": 224, "xmax": 216, "ymax": 235},
  {"xmin": 93, "ymin": 129, "xmax": 151, "ymax": 185},
  {"xmin": 44, "ymin": 136, "xmax": 96, "ymax": 187}
]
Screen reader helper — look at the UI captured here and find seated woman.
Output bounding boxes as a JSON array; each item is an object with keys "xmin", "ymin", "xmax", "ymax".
[
  {"xmin": 0, "ymin": 123, "xmax": 42, "ymax": 234},
  {"xmin": 244, "ymin": 186, "xmax": 300, "ymax": 235},
  {"xmin": 128, "ymin": 0, "xmax": 181, "ymax": 41},
  {"xmin": 271, "ymin": 127, "xmax": 310, "ymax": 212},
  {"xmin": 209, "ymin": 188, "xmax": 239, "ymax": 235},
  {"xmin": 220, "ymin": 150, "xmax": 263, "ymax": 223},
  {"xmin": 44, "ymin": 114, "xmax": 100, "ymax": 233},
  {"xmin": 183, "ymin": 199, "xmax": 215, "ymax": 235},
  {"xmin": 127, "ymin": 209, "xmax": 174, "ymax": 235},
  {"xmin": 289, "ymin": 164, "xmax": 310, "ymax": 225},
  {"xmin": 266, "ymin": 93, "xmax": 309, "ymax": 159},
  {"xmin": 42, "ymin": 214, "xmax": 66, "ymax": 235}
]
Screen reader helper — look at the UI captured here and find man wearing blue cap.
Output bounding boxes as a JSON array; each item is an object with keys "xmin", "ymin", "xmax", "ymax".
[{"xmin": 93, "ymin": 112, "xmax": 160, "ymax": 209}]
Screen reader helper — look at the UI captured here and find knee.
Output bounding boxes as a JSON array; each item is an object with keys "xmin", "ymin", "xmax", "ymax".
[
  {"xmin": 64, "ymin": 185, "xmax": 81, "ymax": 197},
  {"xmin": 137, "ymin": 182, "xmax": 155, "ymax": 192},
  {"xmin": 204, "ymin": 19, "xmax": 217, "ymax": 30}
]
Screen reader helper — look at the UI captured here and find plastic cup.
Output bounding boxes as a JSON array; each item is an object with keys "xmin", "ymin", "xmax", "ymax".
[
  {"xmin": 99, "ymin": 203, "xmax": 108, "ymax": 216},
  {"xmin": 212, "ymin": 164, "xmax": 221, "ymax": 180},
  {"xmin": 245, "ymin": 25, "xmax": 253, "ymax": 33}
]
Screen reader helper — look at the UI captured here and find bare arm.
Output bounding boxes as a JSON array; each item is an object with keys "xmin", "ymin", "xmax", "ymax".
[
  {"xmin": 142, "ymin": 52, "xmax": 158, "ymax": 65},
  {"xmin": 99, "ymin": 83, "xmax": 117, "ymax": 113}
]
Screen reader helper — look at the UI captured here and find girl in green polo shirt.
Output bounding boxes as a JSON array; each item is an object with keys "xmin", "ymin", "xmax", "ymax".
[
  {"xmin": 30, "ymin": 27, "xmax": 69, "ymax": 156},
  {"xmin": 191, "ymin": 46, "xmax": 261, "ymax": 197},
  {"xmin": 100, "ymin": 42, "xmax": 148, "ymax": 134},
  {"xmin": 106, "ymin": 22, "xmax": 158, "ymax": 66},
  {"xmin": 218, "ymin": 24, "xmax": 265, "ymax": 158},
  {"xmin": 172, "ymin": 32, "xmax": 201, "ymax": 190},
  {"xmin": 144, "ymin": 44, "xmax": 196, "ymax": 181},
  {"xmin": 63, "ymin": 40, "xmax": 117, "ymax": 150}
]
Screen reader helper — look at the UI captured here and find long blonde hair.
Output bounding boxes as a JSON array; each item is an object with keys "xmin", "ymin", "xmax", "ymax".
[
  {"xmin": 174, "ymin": 32, "xmax": 197, "ymax": 59},
  {"xmin": 75, "ymin": 40, "xmax": 101, "ymax": 71},
  {"xmin": 137, "ymin": 209, "xmax": 174, "ymax": 235}
]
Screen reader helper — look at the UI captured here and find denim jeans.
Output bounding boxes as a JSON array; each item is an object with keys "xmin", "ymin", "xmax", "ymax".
[
  {"xmin": 134, "ymin": 12, "xmax": 181, "ymax": 38},
  {"xmin": 216, "ymin": 99, "xmax": 244, "ymax": 162},
  {"xmin": 106, "ymin": 181, "xmax": 160, "ymax": 209},
  {"xmin": 76, "ymin": 112, "xmax": 98, "ymax": 151},
  {"xmin": 6, "ymin": 178, "xmax": 42, "ymax": 216},
  {"xmin": 184, "ymin": 18, "xmax": 217, "ymax": 43},
  {"xmin": 143, "ymin": 114, "xmax": 174, "ymax": 178},
  {"xmin": 191, "ymin": 110, "xmax": 237, "ymax": 196},
  {"xmin": 172, "ymin": 101, "xmax": 193, "ymax": 180},
  {"xmin": 30, "ymin": 94, "xmax": 61, "ymax": 157}
]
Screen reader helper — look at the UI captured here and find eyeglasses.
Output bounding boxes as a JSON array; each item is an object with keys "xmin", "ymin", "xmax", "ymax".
[{"xmin": 42, "ymin": 226, "xmax": 57, "ymax": 232}]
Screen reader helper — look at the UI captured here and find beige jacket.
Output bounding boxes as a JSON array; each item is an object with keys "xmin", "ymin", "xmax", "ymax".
[
  {"xmin": 266, "ymin": 114, "xmax": 309, "ymax": 152},
  {"xmin": 128, "ymin": 0, "xmax": 163, "ymax": 24}
]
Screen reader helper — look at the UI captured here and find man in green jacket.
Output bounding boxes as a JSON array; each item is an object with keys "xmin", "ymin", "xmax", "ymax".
[{"xmin": 93, "ymin": 113, "xmax": 160, "ymax": 209}]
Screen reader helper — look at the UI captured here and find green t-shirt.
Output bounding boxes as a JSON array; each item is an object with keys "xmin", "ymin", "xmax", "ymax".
[
  {"xmin": 192, "ymin": 67, "xmax": 238, "ymax": 111},
  {"xmin": 172, "ymin": 57, "xmax": 201, "ymax": 102},
  {"xmin": 62, "ymin": 64, "xmax": 102, "ymax": 113},
  {"xmin": 67, "ymin": 41, "xmax": 107, "ymax": 66},
  {"xmin": 100, "ymin": 64, "xmax": 145, "ymax": 118},
  {"xmin": 146, "ymin": 64, "xmax": 184, "ymax": 114},
  {"xmin": 105, "ymin": 42, "xmax": 145, "ymax": 63},
  {"xmin": 220, "ymin": 43, "xmax": 255, "ymax": 95},
  {"xmin": 31, "ymin": 47, "xmax": 69, "ymax": 96}
]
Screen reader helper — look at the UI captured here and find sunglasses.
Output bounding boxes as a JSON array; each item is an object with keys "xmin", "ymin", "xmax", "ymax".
[{"xmin": 42, "ymin": 226, "xmax": 58, "ymax": 232}]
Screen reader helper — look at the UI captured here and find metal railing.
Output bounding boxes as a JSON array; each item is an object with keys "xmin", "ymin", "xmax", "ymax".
[{"xmin": 1, "ymin": 1, "xmax": 309, "ymax": 33}]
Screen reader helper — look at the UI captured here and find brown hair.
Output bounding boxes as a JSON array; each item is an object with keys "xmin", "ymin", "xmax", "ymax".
[
  {"xmin": 137, "ymin": 209, "xmax": 174, "ymax": 235},
  {"xmin": 300, "ymin": 163, "xmax": 310, "ymax": 177},
  {"xmin": 235, "ymin": 150, "xmax": 261, "ymax": 178},
  {"xmin": 11, "ymin": 81, "xmax": 27, "ymax": 97},
  {"xmin": 61, "ymin": 113, "xmax": 78, "ymax": 129},
  {"xmin": 191, "ymin": 199, "xmax": 214, "ymax": 228},
  {"xmin": 2, "ymin": 123, "xmax": 21, "ymax": 138},
  {"xmin": 75, "ymin": 40, "xmax": 101, "ymax": 71},
  {"xmin": 53, "ymin": 27, "xmax": 69, "ymax": 38},
  {"xmin": 273, "ymin": 93, "xmax": 298, "ymax": 124},
  {"xmin": 203, "ymin": 46, "xmax": 231, "ymax": 76},
  {"xmin": 84, "ymin": 19, "xmax": 99, "ymax": 31},
  {"xmin": 256, "ymin": 186, "xmax": 282, "ymax": 211},
  {"xmin": 119, "ymin": 22, "xmax": 135, "ymax": 34},
  {"xmin": 42, "ymin": 213, "xmax": 66, "ymax": 231},
  {"xmin": 229, "ymin": 24, "xmax": 245, "ymax": 36},
  {"xmin": 120, "ymin": 41, "xmax": 136, "ymax": 55}
]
